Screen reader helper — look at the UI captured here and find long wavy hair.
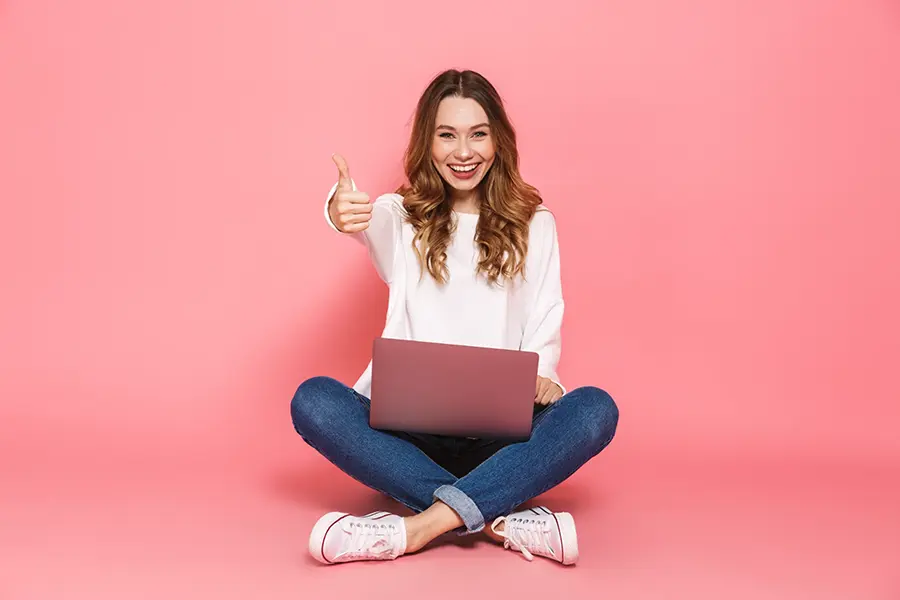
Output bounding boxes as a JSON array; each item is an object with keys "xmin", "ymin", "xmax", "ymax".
[{"xmin": 396, "ymin": 69, "xmax": 543, "ymax": 286}]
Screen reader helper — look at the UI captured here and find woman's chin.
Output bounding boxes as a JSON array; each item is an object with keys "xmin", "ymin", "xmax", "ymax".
[{"xmin": 448, "ymin": 181, "xmax": 478, "ymax": 193}]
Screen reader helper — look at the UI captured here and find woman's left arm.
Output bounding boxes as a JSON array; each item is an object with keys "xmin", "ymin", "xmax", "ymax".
[{"xmin": 520, "ymin": 209, "xmax": 566, "ymax": 396}]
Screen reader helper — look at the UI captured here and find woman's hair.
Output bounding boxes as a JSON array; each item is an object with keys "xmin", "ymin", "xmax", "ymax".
[{"xmin": 396, "ymin": 69, "xmax": 543, "ymax": 286}]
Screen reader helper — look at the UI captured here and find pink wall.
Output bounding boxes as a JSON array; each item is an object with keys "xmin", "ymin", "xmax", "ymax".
[{"xmin": 1, "ymin": 0, "xmax": 898, "ymax": 474}]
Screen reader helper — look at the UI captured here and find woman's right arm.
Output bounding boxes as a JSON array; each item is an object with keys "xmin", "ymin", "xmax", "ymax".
[{"xmin": 324, "ymin": 154, "xmax": 402, "ymax": 284}]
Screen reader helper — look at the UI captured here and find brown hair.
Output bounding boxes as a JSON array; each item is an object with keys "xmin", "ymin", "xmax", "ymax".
[{"xmin": 396, "ymin": 69, "xmax": 543, "ymax": 286}]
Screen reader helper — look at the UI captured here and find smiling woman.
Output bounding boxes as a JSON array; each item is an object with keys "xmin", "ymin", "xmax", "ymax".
[
  {"xmin": 290, "ymin": 68, "xmax": 619, "ymax": 567},
  {"xmin": 400, "ymin": 71, "xmax": 541, "ymax": 287}
]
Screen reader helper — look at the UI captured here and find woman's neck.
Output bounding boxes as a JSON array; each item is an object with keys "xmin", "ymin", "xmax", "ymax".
[{"xmin": 450, "ymin": 188, "xmax": 481, "ymax": 215}]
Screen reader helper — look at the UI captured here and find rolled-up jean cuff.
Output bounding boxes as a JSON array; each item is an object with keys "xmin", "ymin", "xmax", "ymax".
[{"xmin": 433, "ymin": 485, "xmax": 484, "ymax": 534}]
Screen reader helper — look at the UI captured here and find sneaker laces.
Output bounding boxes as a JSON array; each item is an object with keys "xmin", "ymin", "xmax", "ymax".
[
  {"xmin": 335, "ymin": 521, "xmax": 399, "ymax": 560},
  {"xmin": 491, "ymin": 516, "xmax": 555, "ymax": 561}
]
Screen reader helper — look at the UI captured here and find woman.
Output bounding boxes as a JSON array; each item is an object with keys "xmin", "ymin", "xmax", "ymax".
[{"xmin": 291, "ymin": 69, "xmax": 618, "ymax": 566}]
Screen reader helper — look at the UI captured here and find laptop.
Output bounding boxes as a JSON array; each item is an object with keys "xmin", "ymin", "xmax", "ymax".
[{"xmin": 369, "ymin": 337, "xmax": 539, "ymax": 442}]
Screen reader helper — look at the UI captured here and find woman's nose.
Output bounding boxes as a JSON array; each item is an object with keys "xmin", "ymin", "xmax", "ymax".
[{"xmin": 456, "ymin": 142, "xmax": 473, "ymax": 159}]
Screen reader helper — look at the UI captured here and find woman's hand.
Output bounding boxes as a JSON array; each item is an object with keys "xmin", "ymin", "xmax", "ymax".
[
  {"xmin": 328, "ymin": 154, "xmax": 373, "ymax": 233},
  {"xmin": 535, "ymin": 376, "xmax": 564, "ymax": 406}
]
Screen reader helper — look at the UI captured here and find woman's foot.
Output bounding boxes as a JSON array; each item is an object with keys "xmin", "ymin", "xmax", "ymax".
[
  {"xmin": 309, "ymin": 511, "xmax": 407, "ymax": 564},
  {"xmin": 308, "ymin": 502, "xmax": 464, "ymax": 564},
  {"xmin": 490, "ymin": 507, "xmax": 579, "ymax": 565}
]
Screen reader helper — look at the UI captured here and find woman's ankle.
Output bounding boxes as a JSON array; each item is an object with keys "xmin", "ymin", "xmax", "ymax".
[
  {"xmin": 402, "ymin": 518, "xmax": 429, "ymax": 553},
  {"xmin": 403, "ymin": 515, "xmax": 446, "ymax": 553},
  {"xmin": 403, "ymin": 502, "xmax": 465, "ymax": 552}
]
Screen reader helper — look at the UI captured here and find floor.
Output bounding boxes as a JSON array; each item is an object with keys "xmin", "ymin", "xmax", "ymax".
[{"xmin": 3, "ymin": 449, "xmax": 898, "ymax": 600}]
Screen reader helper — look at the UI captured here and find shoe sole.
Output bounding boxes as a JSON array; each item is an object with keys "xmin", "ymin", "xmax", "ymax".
[{"xmin": 554, "ymin": 512, "xmax": 579, "ymax": 565}]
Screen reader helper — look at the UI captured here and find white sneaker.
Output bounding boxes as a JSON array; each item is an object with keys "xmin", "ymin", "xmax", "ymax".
[
  {"xmin": 308, "ymin": 511, "xmax": 407, "ymax": 564},
  {"xmin": 491, "ymin": 506, "xmax": 578, "ymax": 565}
]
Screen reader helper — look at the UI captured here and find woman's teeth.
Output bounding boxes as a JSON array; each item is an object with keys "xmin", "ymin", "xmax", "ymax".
[{"xmin": 449, "ymin": 164, "xmax": 478, "ymax": 172}]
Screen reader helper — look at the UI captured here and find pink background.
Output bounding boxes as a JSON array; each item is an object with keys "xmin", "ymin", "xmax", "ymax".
[{"xmin": 2, "ymin": 1, "xmax": 898, "ymax": 598}]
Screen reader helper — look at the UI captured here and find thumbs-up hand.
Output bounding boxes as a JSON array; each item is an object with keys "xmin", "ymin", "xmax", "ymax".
[{"xmin": 328, "ymin": 154, "xmax": 373, "ymax": 233}]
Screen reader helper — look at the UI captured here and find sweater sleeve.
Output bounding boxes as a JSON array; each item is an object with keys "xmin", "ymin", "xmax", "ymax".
[
  {"xmin": 520, "ymin": 209, "xmax": 566, "ymax": 395},
  {"xmin": 324, "ymin": 179, "xmax": 404, "ymax": 284}
]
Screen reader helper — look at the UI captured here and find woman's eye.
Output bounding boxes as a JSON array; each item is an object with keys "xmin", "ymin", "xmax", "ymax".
[
  {"xmin": 473, "ymin": 131, "xmax": 487, "ymax": 138},
  {"xmin": 439, "ymin": 133, "xmax": 454, "ymax": 139}
]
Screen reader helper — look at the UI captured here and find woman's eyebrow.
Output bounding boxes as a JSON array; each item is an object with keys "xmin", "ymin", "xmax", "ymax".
[{"xmin": 436, "ymin": 123, "xmax": 490, "ymax": 131}]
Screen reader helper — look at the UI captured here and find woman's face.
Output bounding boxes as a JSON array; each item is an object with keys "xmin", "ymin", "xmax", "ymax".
[{"xmin": 431, "ymin": 96, "xmax": 496, "ymax": 196}]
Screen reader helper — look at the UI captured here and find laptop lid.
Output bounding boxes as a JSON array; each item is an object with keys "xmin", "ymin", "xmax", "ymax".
[{"xmin": 369, "ymin": 337, "xmax": 539, "ymax": 441}]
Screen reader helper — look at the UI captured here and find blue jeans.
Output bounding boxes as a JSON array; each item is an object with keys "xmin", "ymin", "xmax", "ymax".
[{"xmin": 290, "ymin": 376, "xmax": 619, "ymax": 534}]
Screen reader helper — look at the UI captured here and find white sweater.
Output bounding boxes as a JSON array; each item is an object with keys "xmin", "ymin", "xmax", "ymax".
[{"xmin": 324, "ymin": 180, "xmax": 566, "ymax": 398}]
